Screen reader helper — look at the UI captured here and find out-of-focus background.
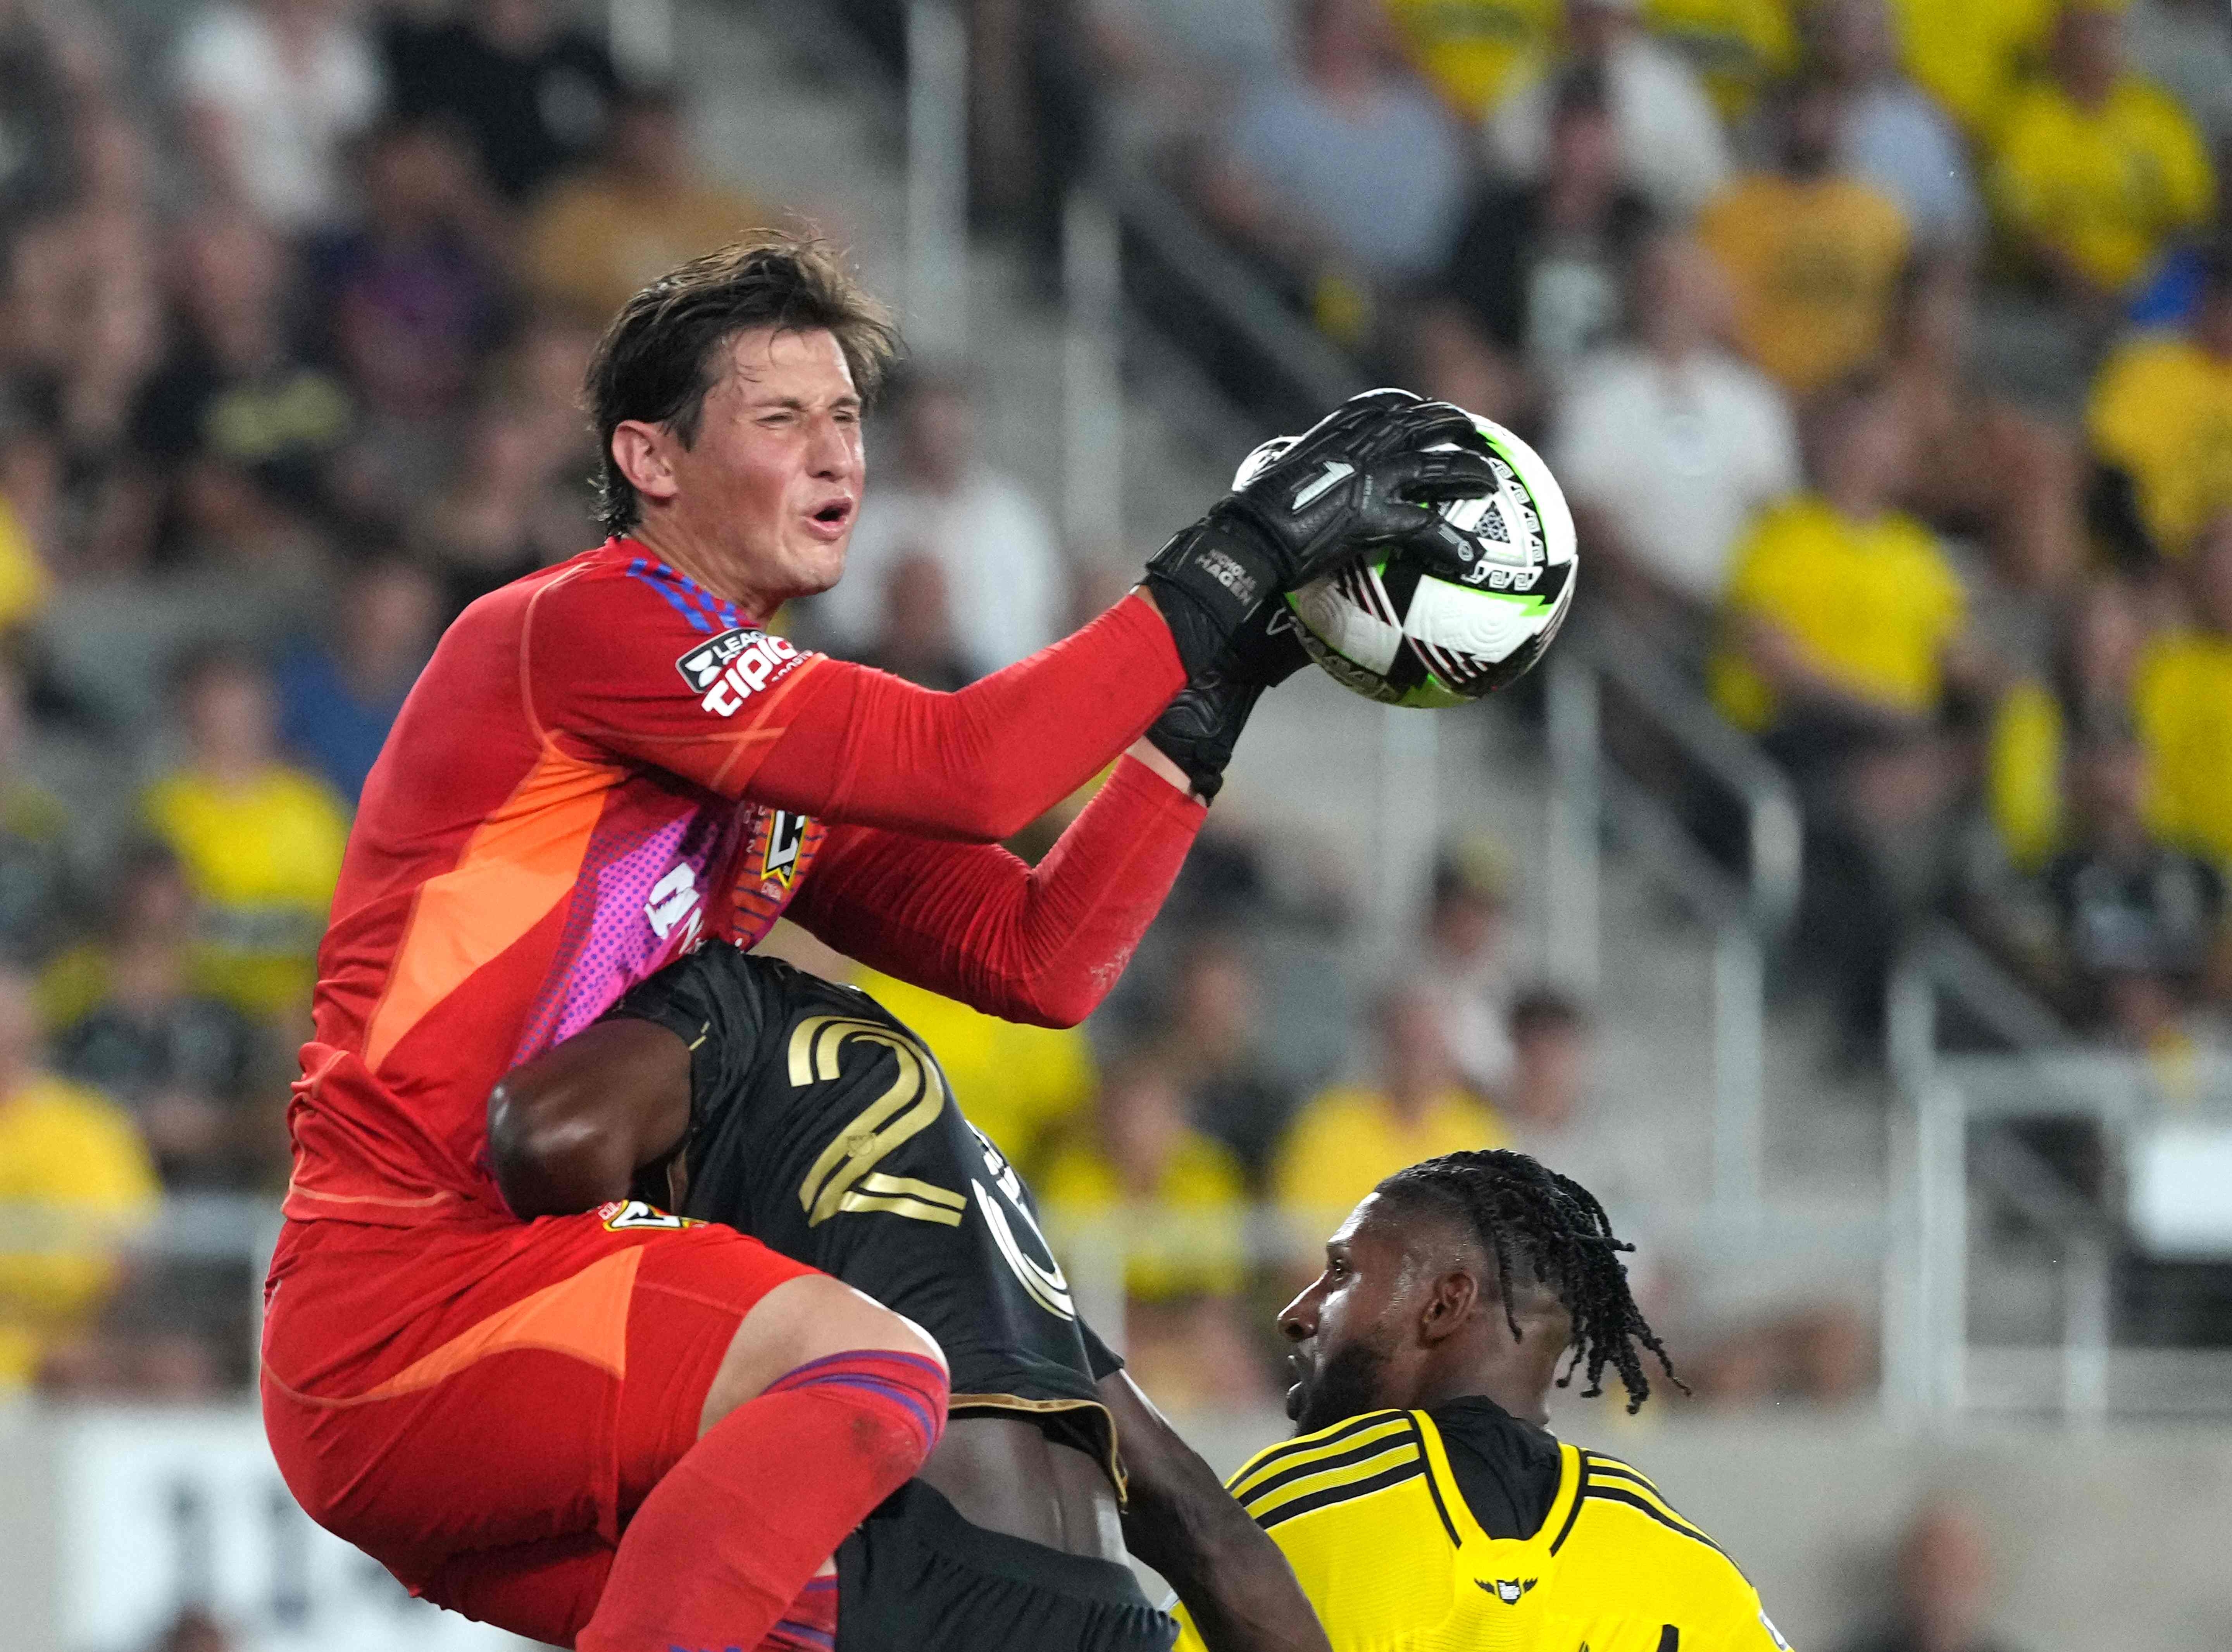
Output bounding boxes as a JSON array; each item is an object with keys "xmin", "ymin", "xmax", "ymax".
[{"xmin": 1, "ymin": 0, "xmax": 2230, "ymax": 1646}]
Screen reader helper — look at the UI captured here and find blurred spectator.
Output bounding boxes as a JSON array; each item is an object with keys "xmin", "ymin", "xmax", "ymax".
[
  {"xmin": 1418, "ymin": 837, "xmax": 1520, "ymax": 1096},
  {"xmin": 1889, "ymin": 0, "xmax": 2054, "ymax": 138},
  {"xmin": 2087, "ymin": 246, "xmax": 2232, "ymax": 562},
  {"xmin": 1989, "ymin": 1, "xmax": 2213, "ymax": 308},
  {"xmin": 810, "ymin": 371, "xmax": 1065, "ymax": 676},
  {"xmin": 1079, "ymin": 0, "xmax": 1288, "ymax": 150},
  {"xmin": 855, "ymin": 555, "xmax": 976, "ymax": 692},
  {"xmin": 1711, "ymin": 379, "xmax": 1974, "ymax": 1044},
  {"xmin": 1983, "ymin": 576, "xmax": 2149, "ymax": 876},
  {"xmin": 151, "ymin": 1608, "xmax": 236, "ymax": 1652},
  {"xmin": 1699, "ymin": 74, "xmax": 1911, "ymax": 398},
  {"xmin": 52, "ymin": 845, "xmax": 275, "ymax": 1188},
  {"xmin": 1272, "ymin": 980, "xmax": 1506, "ymax": 1223},
  {"xmin": 1148, "ymin": 935, "xmax": 1297, "ymax": 1183},
  {"xmin": 174, "ymin": 0, "xmax": 383, "ymax": 231},
  {"xmin": 856, "ymin": 967, "xmax": 1095, "ymax": 1177},
  {"xmin": 384, "ymin": 0, "xmax": 622, "ymax": 203},
  {"xmin": 276, "ymin": 557, "xmax": 440, "ymax": 802},
  {"xmin": 0, "ymin": 658, "xmax": 72, "ymax": 964},
  {"xmin": 1039, "ymin": 1055, "xmax": 1265, "ymax": 1409},
  {"xmin": 1487, "ymin": 0, "xmax": 1730, "ymax": 222},
  {"xmin": 1443, "ymin": 71, "xmax": 1655, "ymax": 381},
  {"xmin": 526, "ymin": 84, "xmax": 769, "ymax": 325},
  {"xmin": 2124, "ymin": 0, "xmax": 2232, "ymax": 156},
  {"xmin": 141, "ymin": 648, "xmax": 349, "ymax": 1021},
  {"xmin": 1382, "ymin": 0, "xmax": 1556, "ymax": 121},
  {"xmin": 0, "ymin": 0, "xmax": 76, "ymax": 215},
  {"xmin": 1837, "ymin": 1499, "xmax": 2023, "ymax": 1652},
  {"xmin": 2039, "ymin": 731, "xmax": 2227, "ymax": 1043},
  {"xmin": 0, "ymin": 963, "xmax": 159, "ymax": 1393},
  {"xmin": 307, "ymin": 118, "xmax": 510, "ymax": 426},
  {"xmin": 2133, "ymin": 515, "xmax": 2232, "ymax": 871},
  {"xmin": 408, "ymin": 398, "xmax": 591, "ymax": 619},
  {"xmin": 1551, "ymin": 231, "xmax": 1799, "ymax": 638},
  {"xmin": 1202, "ymin": 0, "xmax": 1468, "ymax": 307},
  {"xmin": 1643, "ymin": 0, "xmax": 1798, "ymax": 122},
  {"xmin": 1816, "ymin": 0, "xmax": 1984, "ymax": 253},
  {"xmin": 126, "ymin": 213, "xmax": 353, "ymax": 568},
  {"xmin": 1494, "ymin": 989, "xmax": 1655, "ymax": 1207}
]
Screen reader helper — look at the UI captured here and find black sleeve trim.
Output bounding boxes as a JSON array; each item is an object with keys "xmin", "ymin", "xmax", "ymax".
[
  {"xmin": 1240, "ymin": 1430, "xmax": 1420, "ymax": 1510},
  {"xmin": 1584, "ymin": 1488, "xmax": 1727, "ymax": 1557},
  {"xmin": 1656, "ymin": 1627, "xmax": 1679, "ymax": 1651},
  {"xmin": 1255, "ymin": 1461, "xmax": 1426, "ymax": 1532}
]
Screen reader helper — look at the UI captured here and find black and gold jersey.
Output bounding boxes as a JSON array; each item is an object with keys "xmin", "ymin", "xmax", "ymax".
[
  {"xmin": 1175, "ymin": 1399, "xmax": 1791, "ymax": 1651},
  {"xmin": 606, "ymin": 945, "xmax": 1122, "ymax": 1474}
]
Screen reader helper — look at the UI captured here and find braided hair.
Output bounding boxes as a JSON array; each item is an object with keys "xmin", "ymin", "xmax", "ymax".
[{"xmin": 1375, "ymin": 1148, "xmax": 1683, "ymax": 1413}]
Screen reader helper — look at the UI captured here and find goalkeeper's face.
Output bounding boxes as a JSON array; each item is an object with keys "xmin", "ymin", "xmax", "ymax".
[{"xmin": 624, "ymin": 325, "xmax": 866, "ymax": 612}]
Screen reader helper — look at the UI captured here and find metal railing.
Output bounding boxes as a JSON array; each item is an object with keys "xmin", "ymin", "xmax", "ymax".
[
  {"xmin": 1545, "ymin": 614, "xmax": 1803, "ymax": 1214},
  {"xmin": 1888, "ymin": 933, "xmax": 2232, "ymax": 1421}
]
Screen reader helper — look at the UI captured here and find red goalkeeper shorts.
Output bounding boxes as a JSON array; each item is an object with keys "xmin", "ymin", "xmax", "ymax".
[{"xmin": 260, "ymin": 1203, "xmax": 818, "ymax": 1635}]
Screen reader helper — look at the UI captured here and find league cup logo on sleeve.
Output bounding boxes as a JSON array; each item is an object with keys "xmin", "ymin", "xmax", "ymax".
[{"xmin": 676, "ymin": 627, "xmax": 803, "ymax": 717}]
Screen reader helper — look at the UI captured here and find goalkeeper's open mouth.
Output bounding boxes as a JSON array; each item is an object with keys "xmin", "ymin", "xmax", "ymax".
[{"xmin": 803, "ymin": 497, "xmax": 857, "ymax": 540}]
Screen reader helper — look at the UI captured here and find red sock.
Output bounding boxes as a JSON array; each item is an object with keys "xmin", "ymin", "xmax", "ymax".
[
  {"xmin": 578, "ymin": 1350, "xmax": 945, "ymax": 1652},
  {"xmin": 758, "ymin": 1572, "xmax": 839, "ymax": 1652}
]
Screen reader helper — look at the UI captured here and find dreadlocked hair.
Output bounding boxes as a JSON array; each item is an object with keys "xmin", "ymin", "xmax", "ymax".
[{"xmin": 1375, "ymin": 1148, "xmax": 1684, "ymax": 1414}]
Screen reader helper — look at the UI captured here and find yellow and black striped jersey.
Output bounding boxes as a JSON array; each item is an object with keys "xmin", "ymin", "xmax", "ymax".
[{"xmin": 1174, "ymin": 1401, "xmax": 1791, "ymax": 1652}]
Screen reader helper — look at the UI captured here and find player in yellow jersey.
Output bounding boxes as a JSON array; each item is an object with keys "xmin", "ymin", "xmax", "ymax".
[{"xmin": 1175, "ymin": 1149, "xmax": 1791, "ymax": 1651}]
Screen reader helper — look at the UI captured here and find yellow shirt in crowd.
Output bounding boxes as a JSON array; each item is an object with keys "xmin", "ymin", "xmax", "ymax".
[
  {"xmin": 2087, "ymin": 333, "xmax": 2232, "ymax": 557},
  {"xmin": 1643, "ymin": 0, "xmax": 1796, "ymax": 119},
  {"xmin": 1991, "ymin": 74, "xmax": 2213, "ymax": 295},
  {"xmin": 141, "ymin": 765, "xmax": 350, "ymax": 1019},
  {"xmin": 1384, "ymin": 0, "xmax": 1559, "ymax": 119},
  {"xmin": 0, "ymin": 1073, "xmax": 160, "ymax": 1390},
  {"xmin": 1987, "ymin": 678, "xmax": 2066, "ymax": 873},
  {"xmin": 853, "ymin": 968, "xmax": 1095, "ymax": 1178},
  {"xmin": 1890, "ymin": 0, "xmax": 2054, "ymax": 136},
  {"xmin": 1711, "ymin": 495, "xmax": 1966, "ymax": 732},
  {"xmin": 526, "ymin": 176, "xmax": 769, "ymax": 325},
  {"xmin": 1273, "ymin": 1084, "xmax": 1506, "ymax": 1224},
  {"xmin": 2134, "ymin": 630, "xmax": 2232, "ymax": 870},
  {"xmin": 1038, "ymin": 1129, "xmax": 1250, "ymax": 1302},
  {"xmin": 0, "ymin": 493, "xmax": 51, "ymax": 633},
  {"xmin": 1698, "ymin": 174, "xmax": 1910, "ymax": 396}
]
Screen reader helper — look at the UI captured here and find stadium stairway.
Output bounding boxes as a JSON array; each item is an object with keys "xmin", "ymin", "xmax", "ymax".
[{"xmin": 681, "ymin": 0, "xmax": 1894, "ymax": 1327}]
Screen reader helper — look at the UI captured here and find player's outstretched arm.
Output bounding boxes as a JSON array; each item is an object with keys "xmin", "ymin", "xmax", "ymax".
[
  {"xmin": 1100, "ymin": 1370, "xmax": 1333, "ymax": 1652},
  {"xmin": 486, "ymin": 1019, "xmax": 693, "ymax": 1217},
  {"xmin": 785, "ymin": 747, "xmax": 1205, "ymax": 1028}
]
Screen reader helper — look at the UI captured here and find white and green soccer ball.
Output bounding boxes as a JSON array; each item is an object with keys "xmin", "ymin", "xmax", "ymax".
[{"xmin": 1244, "ymin": 411, "xmax": 1578, "ymax": 707}]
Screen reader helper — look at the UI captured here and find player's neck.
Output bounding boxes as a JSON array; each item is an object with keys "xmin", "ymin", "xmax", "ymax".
[
  {"xmin": 624, "ymin": 521, "xmax": 772, "ymax": 623},
  {"xmin": 1411, "ymin": 1358, "xmax": 1551, "ymax": 1427}
]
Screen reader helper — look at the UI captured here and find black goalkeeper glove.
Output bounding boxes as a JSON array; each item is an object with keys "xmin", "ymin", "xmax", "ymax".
[
  {"xmin": 1141, "ymin": 389, "xmax": 1505, "ymax": 677},
  {"xmin": 1144, "ymin": 604, "xmax": 1312, "ymax": 803}
]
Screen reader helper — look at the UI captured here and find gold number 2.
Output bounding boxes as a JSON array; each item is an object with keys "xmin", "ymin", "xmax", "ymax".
[{"xmin": 791, "ymin": 1015, "xmax": 967, "ymax": 1228}]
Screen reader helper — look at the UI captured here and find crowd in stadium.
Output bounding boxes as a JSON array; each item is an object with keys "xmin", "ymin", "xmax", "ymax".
[{"xmin": 0, "ymin": 0, "xmax": 2228, "ymax": 1466}]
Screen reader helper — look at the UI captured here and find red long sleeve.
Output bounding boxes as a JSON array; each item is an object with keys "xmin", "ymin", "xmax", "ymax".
[
  {"xmin": 743, "ymin": 593, "xmax": 1185, "ymax": 840},
  {"xmin": 785, "ymin": 755, "xmax": 1207, "ymax": 1027}
]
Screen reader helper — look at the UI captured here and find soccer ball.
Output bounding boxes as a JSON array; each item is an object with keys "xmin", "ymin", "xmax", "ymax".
[{"xmin": 1258, "ymin": 412, "xmax": 1577, "ymax": 707}]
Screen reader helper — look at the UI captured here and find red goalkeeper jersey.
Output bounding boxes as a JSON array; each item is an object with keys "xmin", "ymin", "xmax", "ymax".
[{"xmin": 286, "ymin": 537, "xmax": 1191, "ymax": 1226}]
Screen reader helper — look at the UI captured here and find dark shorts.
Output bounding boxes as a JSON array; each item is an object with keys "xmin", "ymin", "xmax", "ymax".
[{"xmin": 836, "ymin": 1481, "xmax": 1177, "ymax": 1652}]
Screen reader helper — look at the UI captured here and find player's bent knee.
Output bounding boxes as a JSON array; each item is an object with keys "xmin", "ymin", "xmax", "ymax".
[{"xmin": 700, "ymin": 1272, "xmax": 945, "ymax": 1436}]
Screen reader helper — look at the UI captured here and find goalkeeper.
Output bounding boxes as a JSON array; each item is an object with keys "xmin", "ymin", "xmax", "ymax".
[{"xmin": 263, "ymin": 229, "xmax": 1510, "ymax": 1652}]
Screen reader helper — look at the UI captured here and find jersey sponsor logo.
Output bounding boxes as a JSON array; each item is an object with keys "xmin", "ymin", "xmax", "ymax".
[
  {"xmin": 675, "ymin": 627, "xmax": 802, "ymax": 717},
  {"xmin": 1477, "ymin": 1577, "xmax": 1537, "ymax": 1604},
  {"xmin": 646, "ymin": 862, "xmax": 703, "ymax": 941},
  {"xmin": 597, "ymin": 1199, "xmax": 701, "ymax": 1231}
]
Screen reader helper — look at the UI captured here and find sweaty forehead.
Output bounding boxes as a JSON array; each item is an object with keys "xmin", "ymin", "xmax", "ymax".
[{"xmin": 719, "ymin": 327, "xmax": 858, "ymax": 400}]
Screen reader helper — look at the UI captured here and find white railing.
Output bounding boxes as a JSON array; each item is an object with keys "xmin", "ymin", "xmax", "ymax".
[{"xmin": 1545, "ymin": 614, "xmax": 1802, "ymax": 1214}]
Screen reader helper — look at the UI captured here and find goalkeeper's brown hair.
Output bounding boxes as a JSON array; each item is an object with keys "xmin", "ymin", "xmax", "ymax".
[{"xmin": 585, "ymin": 231, "xmax": 901, "ymax": 535}]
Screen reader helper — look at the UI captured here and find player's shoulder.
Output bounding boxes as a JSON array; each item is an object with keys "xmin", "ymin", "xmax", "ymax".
[
  {"xmin": 1561, "ymin": 1446, "xmax": 1732, "ymax": 1570},
  {"xmin": 1226, "ymin": 1408, "xmax": 1432, "ymax": 1529}
]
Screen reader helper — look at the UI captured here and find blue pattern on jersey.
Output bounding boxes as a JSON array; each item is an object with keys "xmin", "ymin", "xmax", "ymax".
[{"xmin": 626, "ymin": 557, "xmax": 715, "ymax": 632}]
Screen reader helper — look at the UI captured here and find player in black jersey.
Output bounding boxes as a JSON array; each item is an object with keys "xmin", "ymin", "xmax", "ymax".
[{"xmin": 488, "ymin": 942, "xmax": 1328, "ymax": 1652}]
